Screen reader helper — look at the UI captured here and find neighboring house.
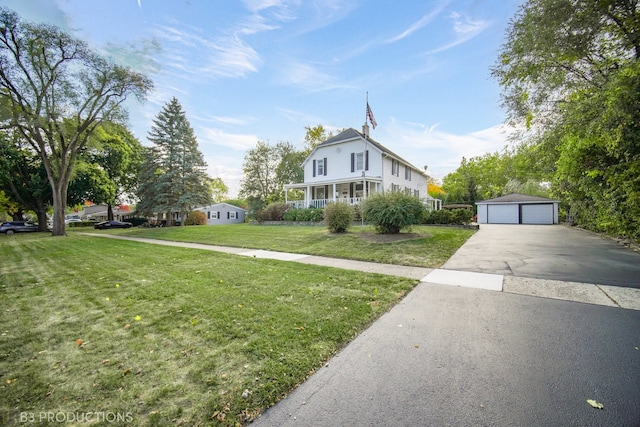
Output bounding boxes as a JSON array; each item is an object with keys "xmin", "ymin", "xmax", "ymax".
[
  {"xmin": 195, "ymin": 203, "xmax": 246, "ymax": 225},
  {"xmin": 284, "ymin": 125, "xmax": 441, "ymax": 210},
  {"xmin": 71, "ymin": 204, "xmax": 133, "ymax": 222},
  {"xmin": 476, "ymin": 193, "xmax": 559, "ymax": 224}
]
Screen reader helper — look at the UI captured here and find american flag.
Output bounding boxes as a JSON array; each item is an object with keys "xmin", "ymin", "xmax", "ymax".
[{"xmin": 367, "ymin": 103, "xmax": 377, "ymax": 129}]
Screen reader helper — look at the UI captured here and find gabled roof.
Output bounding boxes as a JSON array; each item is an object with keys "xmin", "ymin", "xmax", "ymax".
[
  {"xmin": 197, "ymin": 203, "xmax": 247, "ymax": 211},
  {"xmin": 476, "ymin": 193, "xmax": 559, "ymax": 204},
  {"xmin": 310, "ymin": 128, "xmax": 427, "ymax": 176}
]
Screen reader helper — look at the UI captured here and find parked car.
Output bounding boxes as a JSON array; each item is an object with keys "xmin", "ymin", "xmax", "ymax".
[
  {"xmin": 0, "ymin": 221, "xmax": 40, "ymax": 235},
  {"xmin": 93, "ymin": 220, "xmax": 133, "ymax": 230}
]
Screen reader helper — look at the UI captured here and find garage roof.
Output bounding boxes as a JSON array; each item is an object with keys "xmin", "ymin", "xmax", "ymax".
[{"xmin": 476, "ymin": 193, "xmax": 559, "ymax": 204}]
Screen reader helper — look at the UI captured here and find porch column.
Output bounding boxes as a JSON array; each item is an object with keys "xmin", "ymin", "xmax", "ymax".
[
  {"xmin": 306, "ymin": 185, "xmax": 311, "ymax": 207},
  {"xmin": 332, "ymin": 183, "xmax": 337, "ymax": 202}
]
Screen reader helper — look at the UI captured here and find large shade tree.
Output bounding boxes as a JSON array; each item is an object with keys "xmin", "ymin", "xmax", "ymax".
[
  {"xmin": 492, "ymin": 0, "xmax": 640, "ymax": 238},
  {"xmin": 0, "ymin": 8, "xmax": 152, "ymax": 235},
  {"xmin": 136, "ymin": 97, "xmax": 211, "ymax": 225},
  {"xmin": 0, "ymin": 129, "xmax": 51, "ymax": 228},
  {"xmin": 68, "ymin": 122, "xmax": 143, "ymax": 219}
]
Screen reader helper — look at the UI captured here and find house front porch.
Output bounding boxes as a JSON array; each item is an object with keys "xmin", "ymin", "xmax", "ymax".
[{"xmin": 284, "ymin": 177, "xmax": 382, "ymax": 209}]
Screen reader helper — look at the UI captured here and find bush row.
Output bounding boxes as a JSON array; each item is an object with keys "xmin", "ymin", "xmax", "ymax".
[
  {"xmin": 422, "ymin": 208, "xmax": 473, "ymax": 225},
  {"xmin": 254, "ymin": 196, "xmax": 472, "ymax": 233}
]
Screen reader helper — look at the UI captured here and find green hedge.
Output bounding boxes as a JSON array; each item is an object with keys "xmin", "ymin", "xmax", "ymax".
[
  {"xmin": 283, "ymin": 207, "xmax": 324, "ymax": 222},
  {"xmin": 422, "ymin": 208, "xmax": 473, "ymax": 225}
]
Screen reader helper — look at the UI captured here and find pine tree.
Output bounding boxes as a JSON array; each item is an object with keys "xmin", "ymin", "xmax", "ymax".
[{"xmin": 138, "ymin": 97, "xmax": 211, "ymax": 225}]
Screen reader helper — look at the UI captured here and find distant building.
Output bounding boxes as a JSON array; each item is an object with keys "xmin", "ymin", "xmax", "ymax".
[{"xmin": 195, "ymin": 203, "xmax": 247, "ymax": 225}]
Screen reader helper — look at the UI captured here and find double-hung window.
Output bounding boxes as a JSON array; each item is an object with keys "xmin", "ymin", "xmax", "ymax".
[
  {"xmin": 313, "ymin": 158, "xmax": 327, "ymax": 177},
  {"xmin": 404, "ymin": 166, "xmax": 411, "ymax": 181},
  {"xmin": 351, "ymin": 151, "xmax": 369, "ymax": 172},
  {"xmin": 356, "ymin": 152, "xmax": 364, "ymax": 171},
  {"xmin": 392, "ymin": 159, "xmax": 399, "ymax": 176}
]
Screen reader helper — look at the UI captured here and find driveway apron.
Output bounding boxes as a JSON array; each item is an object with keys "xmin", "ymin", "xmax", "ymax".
[{"xmin": 442, "ymin": 224, "xmax": 640, "ymax": 288}]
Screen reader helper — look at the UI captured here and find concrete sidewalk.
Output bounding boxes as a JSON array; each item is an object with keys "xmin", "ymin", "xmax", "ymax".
[{"xmin": 84, "ymin": 233, "xmax": 640, "ymax": 311}]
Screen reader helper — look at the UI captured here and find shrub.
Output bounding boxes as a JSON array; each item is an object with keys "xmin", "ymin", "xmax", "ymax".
[
  {"xmin": 362, "ymin": 192, "xmax": 425, "ymax": 234},
  {"xmin": 282, "ymin": 208, "xmax": 299, "ymax": 221},
  {"xmin": 450, "ymin": 208, "xmax": 473, "ymax": 225},
  {"xmin": 324, "ymin": 202, "xmax": 354, "ymax": 233},
  {"xmin": 185, "ymin": 210, "xmax": 207, "ymax": 225},
  {"xmin": 256, "ymin": 203, "xmax": 289, "ymax": 221},
  {"xmin": 282, "ymin": 207, "xmax": 323, "ymax": 222},
  {"xmin": 421, "ymin": 208, "xmax": 472, "ymax": 225}
]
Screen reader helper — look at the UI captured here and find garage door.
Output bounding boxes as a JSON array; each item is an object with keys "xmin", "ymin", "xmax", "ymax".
[
  {"xmin": 487, "ymin": 204, "xmax": 518, "ymax": 224},
  {"xmin": 521, "ymin": 204, "xmax": 554, "ymax": 224}
]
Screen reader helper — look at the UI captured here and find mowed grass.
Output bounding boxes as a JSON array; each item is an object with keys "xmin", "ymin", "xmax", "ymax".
[
  {"xmin": 113, "ymin": 223, "xmax": 475, "ymax": 268},
  {"xmin": 0, "ymin": 233, "xmax": 417, "ymax": 426}
]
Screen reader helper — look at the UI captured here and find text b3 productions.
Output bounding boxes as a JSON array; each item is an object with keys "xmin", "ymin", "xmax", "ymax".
[{"xmin": 15, "ymin": 411, "xmax": 134, "ymax": 424}]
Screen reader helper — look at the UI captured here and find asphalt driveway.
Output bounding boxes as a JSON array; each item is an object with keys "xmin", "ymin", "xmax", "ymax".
[{"xmin": 442, "ymin": 224, "xmax": 640, "ymax": 288}]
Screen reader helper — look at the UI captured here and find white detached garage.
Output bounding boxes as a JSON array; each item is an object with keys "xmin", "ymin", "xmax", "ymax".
[{"xmin": 476, "ymin": 193, "xmax": 559, "ymax": 224}]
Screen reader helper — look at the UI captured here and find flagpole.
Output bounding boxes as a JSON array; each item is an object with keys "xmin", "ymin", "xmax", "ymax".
[{"xmin": 363, "ymin": 93, "xmax": 368, "ymax": 218}]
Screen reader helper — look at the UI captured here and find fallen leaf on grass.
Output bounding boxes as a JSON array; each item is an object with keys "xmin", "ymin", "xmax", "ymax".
[
  {"xmin": 76, "ymin": 339, "xmax": 84, "ymax": 347},
  {"xmin": 587, "ymin": 399, "xmax": 604, "ymax": 409}
]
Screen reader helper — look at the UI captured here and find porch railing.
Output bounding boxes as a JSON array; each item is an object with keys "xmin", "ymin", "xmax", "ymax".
[{"xmin": 286, "ymin": 197, "xmax": 363, "ymax": 209}]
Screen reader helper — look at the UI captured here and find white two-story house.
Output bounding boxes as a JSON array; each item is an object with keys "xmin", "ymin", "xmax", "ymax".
[{"xmin": 284, "ymin": 125, "xmax": 441, "ymax": 210}]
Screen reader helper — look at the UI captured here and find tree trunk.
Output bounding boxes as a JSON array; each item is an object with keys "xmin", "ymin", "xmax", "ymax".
[
  {"xmin": 107, "ymin": 203, "xmax": 114, "ymax": 221},
  {"xmin": 36, "ymin": 201, "xmax": 49, "ymax": 232},
  {"xmin": 51, "ymin": 181, "xmax": 67, "ymax": 236}
]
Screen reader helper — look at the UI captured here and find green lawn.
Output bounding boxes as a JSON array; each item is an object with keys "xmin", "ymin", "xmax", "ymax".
[
  {"xmin": 1, "ymin": 225, "xmax": 474, "ymax": 426},
  {"xmin": 110, "ymin": 223, "xmax": 475, "ymax": 268}
]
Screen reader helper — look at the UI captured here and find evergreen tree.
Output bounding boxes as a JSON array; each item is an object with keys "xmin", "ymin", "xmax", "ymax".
[{"xmin": 138, "ymin": 97, "xmax": 211, "ymax": 225}]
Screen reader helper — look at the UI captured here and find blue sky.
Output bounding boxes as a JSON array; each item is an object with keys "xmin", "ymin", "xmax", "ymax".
[{"xmin": 1, "ymin": 0, "xmax": 524, "ymax": 197}]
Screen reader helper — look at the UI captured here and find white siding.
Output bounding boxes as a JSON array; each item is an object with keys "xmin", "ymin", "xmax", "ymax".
[
  {"xmin": 304, "ymin": 140, "xmax": 383, "ymax": 183},
  {"xmin": 477, "ymin": 204, "xmax": 488, "ymax": 223}
]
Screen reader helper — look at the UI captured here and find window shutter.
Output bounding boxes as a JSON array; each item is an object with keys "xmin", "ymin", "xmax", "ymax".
[
  {"xmin": 313, "ymin": 160, "xmax": 316, "ymax": 177},
  {"xmin": 227, "ymin": 211, "xmax": 230, "ymax": 219},
  {"xmin": 365, "ymin": 150, "xmax": 369, "ymax": 171},
  {"xmin": 351, "ymin": 153, "xmax": 355, "ymax": 172},
  {"xmin": 207, "ymin": 211, "xmax": 211, "ymax": 219},
  {"xmin": 323, "ymin": 158, "xmax": 327, "ymax": 175}
]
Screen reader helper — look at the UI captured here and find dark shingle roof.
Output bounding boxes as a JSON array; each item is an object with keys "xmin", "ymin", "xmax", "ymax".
[{"xmin": 478, "ymin": 193, "xmax": 559, "ymax": 204}]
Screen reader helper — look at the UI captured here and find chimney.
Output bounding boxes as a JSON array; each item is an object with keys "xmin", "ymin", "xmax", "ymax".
[{"xmin": 362, "ymin": 122, "xmax": 369, "ymax": 138}]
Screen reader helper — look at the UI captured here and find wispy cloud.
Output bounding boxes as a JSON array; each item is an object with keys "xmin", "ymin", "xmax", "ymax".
[
  {"xmin": 192, "ymin": 114, "xmax": 254, "ymax": 126},
  {"xmin": 380, "ymin": 119, "xmax": 513, "ymax": 180},
  {"xmin": 154, "ymin": 24, "xmax": 262, "ymax": 79},
  {"xmin": 199, "ymin": 127, "xmax": 259, "ymax": 151},
  {"xmin": 385, "ymin": 1, "xmax": 450, "ymax": 44},
  {"xmin": 277, "ymin": 61, "xmax": 355, "ymax": 93},
  {"xmin": 425, "ymin": 12, "xmax": 491, "ymax": 55}
]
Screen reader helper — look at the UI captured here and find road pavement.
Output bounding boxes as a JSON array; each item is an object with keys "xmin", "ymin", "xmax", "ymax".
[{"xmin": 253, "ymin": 283, "xmax": 640, "ymax": 427}]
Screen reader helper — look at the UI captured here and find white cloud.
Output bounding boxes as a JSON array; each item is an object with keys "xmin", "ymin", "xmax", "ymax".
[
  {"xmin": 385, "ymin": 1, "xmax": 450, "ymax": 44},
  {"xmin": 205, "ymin": 157, "xmax": 244, "ymax": 198},
  {"xmin": 154, "ymin": 25, "xmax": 262, "ymax": 79},
  {"xmin": 242, "ymin": 0, "xmax": 290, "ymax": 14},
  {"xmin": 277, "ymin": 61, "xmax": 355, "ymax": 92},
  {"xmin": 379, "ymin": 119, "xmax": 514, "ymax": 180},
  {"xmin": 199, "ymin": 127, "xmax": 258, "ymax": 151},
  {"xmin": 425, "ymin": 12, "xmax": 491, "ymax": 55},
  {"xmin": 192, "ymin": 114, "xmax": 254, "ymax": 126}
]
